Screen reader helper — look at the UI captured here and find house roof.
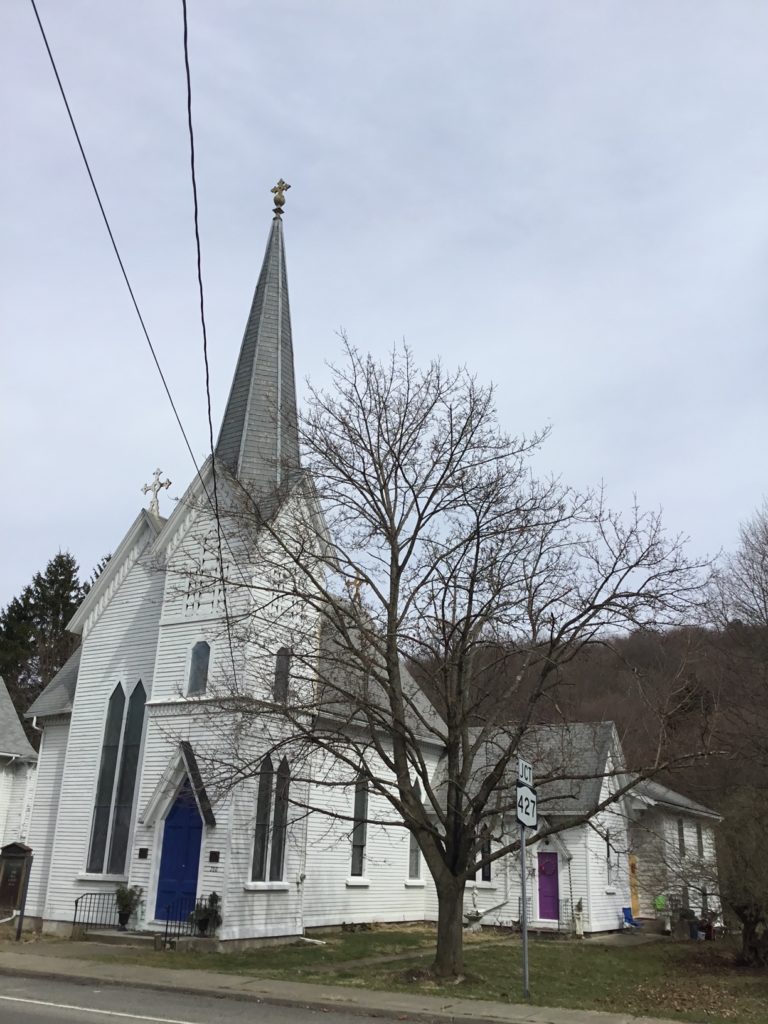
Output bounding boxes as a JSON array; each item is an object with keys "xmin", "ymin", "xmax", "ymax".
[
  {"xmin": 632, "ymin": 778, "xmax": 721, "ymax": 821},
  {"xmin": 68, "ymin": 509, "xmax": 163, "ymax": 635},
  {"xmin": 429, "ymin": 721, "xmax": 619, "ymax": 820},
  {"xmin": 0, "ymin": 676, "xmax": 36, "ymax": 759},
  {"xmin": 215, "ymin": 212, "xmax": 300, "ymax": 494},
  {"xmin": 315, "ymin": 608, "xmax": 444, "ymax": 742},
  {"xmin": 523, "ymin": 721, "xmax": 618, "ymax": 818},
  {"xmin": 24, "ymin": 646, "xmax": 80, "ymax": 720}
]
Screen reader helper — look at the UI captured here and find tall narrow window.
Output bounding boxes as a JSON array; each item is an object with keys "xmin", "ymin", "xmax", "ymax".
[
  {"xmin": 682, "ymin": 884, "xmax": 690, "ymax": 909},
  {"xmin": 351, "ymin": 776, "xmax": 368, "ymax": 877},
  {"xmin": 269, "ymin": 758, "xmax": 290, "ymax": 881},
  {"xmin": 408, "ymin": 782, "xmax": 422, "ymax": 880},
  {"xmin": 696, "ymin": 823, "xmax": 704, "ymax": 858},
  {"xmin": 251, "ymin": 756, "xmax": 274, "ymax": 882},
  {"xmin": 677, "ymin": 818, "xmax": 686, "ymax": 857},
  {"xmin": 701, "ymin": 885, "xmax": 708, "ymax": 915},
  {"xmin": 107, "ymin": 682, "xmax": 146, "ymax": 874},
  {"xmin": 478, "ymin": 827, "xmax": 492, "ymax": 882},
  {"xmin": 606, "ymin": 830, "xmax": 613, "ymax": 884},
  {"xmin": 251, "ymin": 755, "xmax": 291, "ymax": 882},
  {"xmin": 188, "ymin": 642, "xmax": 210, "ymax": 695},
  {"xmin": 273, "ymin": 648, "xmax": 291, "ymax": 703},
  {"xmin": 87, "ymin": 685, "xmax": 126, "ymax": 872}
]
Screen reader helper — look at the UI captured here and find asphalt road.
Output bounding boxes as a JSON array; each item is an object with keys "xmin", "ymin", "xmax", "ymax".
[{"xmin": 0, "ymin": 976, "xmax": 414, "ymax": 1024}]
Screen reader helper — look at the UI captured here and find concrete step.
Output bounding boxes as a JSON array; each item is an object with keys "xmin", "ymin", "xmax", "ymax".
[{"xmin": 84, "ymin": 929, "xmax": 159, "ymax": 948}]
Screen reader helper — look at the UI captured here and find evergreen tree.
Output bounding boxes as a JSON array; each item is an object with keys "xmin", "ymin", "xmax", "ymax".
[{"xmin": 0, "ymin": 552, "xmax": 87, "ymax": 729}]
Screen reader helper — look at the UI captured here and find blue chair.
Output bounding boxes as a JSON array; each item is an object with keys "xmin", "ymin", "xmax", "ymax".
[{"xmin": 622, "ymin": 906, "xmax": 642, "ymax": 929}]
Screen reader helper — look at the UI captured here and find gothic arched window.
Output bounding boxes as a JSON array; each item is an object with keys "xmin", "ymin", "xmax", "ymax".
[
  {"xmin": 408, "ymin": 781, "xmax": 422, "ymax": 880},
  {"xmin": 188, "ymin": 641, "xmax": 210, "ymax": 695},
  {"xmin": 87, "ymin": 681, "xmax": 147, "ymax": 875},
  {"xmin": 251, "ymin": 755, "xmax": 291, "ymax": 882},
  {"xmin": 350, "ymin": 775, "xmax": 368, "ymax": 877}
]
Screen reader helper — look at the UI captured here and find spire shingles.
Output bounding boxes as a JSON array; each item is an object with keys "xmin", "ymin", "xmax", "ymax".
[{"xmin": 215, "ymin": 213, "xmax": 300, "ymax": 494}]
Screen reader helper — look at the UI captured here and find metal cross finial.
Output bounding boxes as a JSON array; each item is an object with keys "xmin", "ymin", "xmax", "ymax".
[
  {"xmin": 142, "ymin": 468, "xmax": 171, "ymax": 516},
  {"xmin": 271, "ymin": 178, "xmax": 291, "ymax": 216},
  {"xmin": 346, "ymin": 575, "xmax": 363, "ymax": 606}
]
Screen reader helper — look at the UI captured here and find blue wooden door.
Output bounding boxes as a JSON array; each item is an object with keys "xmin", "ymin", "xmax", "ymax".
[{"xmin": 155, "ymin": 780, "xmax": 203, "ymax": 920}]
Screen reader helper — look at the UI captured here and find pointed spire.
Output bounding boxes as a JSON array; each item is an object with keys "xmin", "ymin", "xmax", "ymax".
[{"xmin": 215, "ymin": 183, "xmax": 300, "ymax": 493}]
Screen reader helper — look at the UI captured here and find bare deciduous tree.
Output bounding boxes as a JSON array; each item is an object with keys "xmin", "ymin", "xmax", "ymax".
[{"xmin": 178, "ymin": 342, "xmax": 711, "ymax": 978}]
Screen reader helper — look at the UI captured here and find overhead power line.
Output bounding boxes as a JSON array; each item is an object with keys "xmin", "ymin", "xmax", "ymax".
[
  {"xmin": 180, "ymin": 0, "xmax": 240, "ymax": 680},
  {"xmin": 28, "ymin": 0, "xmax": 203, "ymax": 482}
]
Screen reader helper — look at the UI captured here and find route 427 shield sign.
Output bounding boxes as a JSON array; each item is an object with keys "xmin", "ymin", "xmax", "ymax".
[{"xmin": 516, "ymin": 782, "xmax": 538, "ymax": 829}]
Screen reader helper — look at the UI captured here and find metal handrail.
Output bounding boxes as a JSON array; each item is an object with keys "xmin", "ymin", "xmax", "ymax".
[{"xmin": 72, "ymin": 891, "xmax": 119, "ymax": 935}]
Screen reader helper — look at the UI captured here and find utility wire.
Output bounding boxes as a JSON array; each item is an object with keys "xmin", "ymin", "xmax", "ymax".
[
  {"xmin": 28, "ymin": 0, "xmax": 203, "ymax": 484},
  {"xmin": 180, "ymin": 0, "xmax": 240, "ymax": 682},
  {"xmin": 29, "ymin": 0, "xmax": 246, "ymax": 631}
]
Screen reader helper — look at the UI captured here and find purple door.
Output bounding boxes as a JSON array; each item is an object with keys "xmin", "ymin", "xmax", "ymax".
[{"xmin": 537, "ymin": 852, "xmax": 559, "ymax": 920}]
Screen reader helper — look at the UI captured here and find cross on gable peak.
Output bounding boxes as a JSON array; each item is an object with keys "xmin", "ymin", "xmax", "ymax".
[{"xmin": 142, "ymin": 468, "xmax": 171, "ymax": 516}]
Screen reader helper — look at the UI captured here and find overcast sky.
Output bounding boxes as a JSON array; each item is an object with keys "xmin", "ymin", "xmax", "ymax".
[{"xmin": 2, "ymin": 1, "xmax": 767, "ymax": 605}]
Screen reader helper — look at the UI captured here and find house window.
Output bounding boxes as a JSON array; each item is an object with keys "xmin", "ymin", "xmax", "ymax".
[
  {"xmin": 682, "ymin": 884, "xmax": 690, "ymax": 909},
  {"xmin": 351, "ymin": 776, "xmax": 368, "ymax": 877},
  {"xmin": 188, "ymin": 642, "xmax": 210, "ymax": 695},
  {"xmin": 677, "ymin": 818, "xmax": 686, "ymax": 857},
  {"xmin": 606, "ymin": 830, "xmax": 613, "ymax": 885},
  {"xmin": 107, "ymin": 682, "xmax": 146, "ymax": 874},
  {"xmin": 696, "ymin": 823, "xmax": 704, "ymax": 858},
  {"xmin": 701, "ymin": 885, "xmax": 708, "ymax": 915},
  {"xmin": 474, "ymin": 827, "xmax": 492, "ymax": 882},
  {"xmin": 87, "ymin": 682, "xmax": 146, "ymax": 874},
  {"xmin": 408, "ymin": 782, "xmax": 421, "ymax": 880},
  {"xmin": 273, "ymin": 647, "xmax": 291, "ymax": 703},
  {"xmin": 251, "ymin": 755, "xmax": 291, "ymax": 882}
]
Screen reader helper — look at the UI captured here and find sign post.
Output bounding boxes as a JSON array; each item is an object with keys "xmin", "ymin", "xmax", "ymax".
[{"xmin": 516, "ymin": 758, "xmax": 537, "ymax": 1001}]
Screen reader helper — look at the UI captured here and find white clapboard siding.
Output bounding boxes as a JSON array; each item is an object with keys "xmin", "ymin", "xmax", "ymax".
[
  {"xmin": 0, "ymin": 762, "xmax": 36, "ymax": 845},
  {"xmin": 24, "ymin": 720, "xmax": 70, "ymax": 918},
  {"xmin": 41, "ymin": 548, "xmax": 164, "ymax": 924},
  {"xmin": 583, "ymin": 775, "xmax": 632, "ymax": 932},
  {"xmin": 302, "ymin": 746, "xmax": 439, "ymax": 929}
]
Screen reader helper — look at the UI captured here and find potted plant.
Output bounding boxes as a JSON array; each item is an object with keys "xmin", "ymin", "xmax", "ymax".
[
  {"xmin": 115, "ymin": 885, "xmax": 142, "ymax": 930},
  {"xmin": 188, "ymin": 892, "xmax": 221, "ymax": 936}
]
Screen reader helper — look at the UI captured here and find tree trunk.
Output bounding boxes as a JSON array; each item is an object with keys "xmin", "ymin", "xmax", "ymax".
[
  {"xmin": 740, "ymin": 917, "xmax": 768, "ymax": 967},
  {"xmin": 433, "ymin": 876, "xmax": 466, "ymax": 979}
]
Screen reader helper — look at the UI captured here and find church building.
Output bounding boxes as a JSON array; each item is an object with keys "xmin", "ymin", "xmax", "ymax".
[{"xmin": 22, "ymin": 188, "xmax": 716, "ymax": 943}]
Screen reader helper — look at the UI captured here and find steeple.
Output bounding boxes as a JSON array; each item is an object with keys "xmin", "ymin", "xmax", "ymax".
[{"xmin": 215, "ymin": 181, "xmax": 300, "ymax": 494}]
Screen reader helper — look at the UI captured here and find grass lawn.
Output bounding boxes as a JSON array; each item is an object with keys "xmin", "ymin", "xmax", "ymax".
[{"xmin": 88, "ymin": 927, "xmax": 768, "ymax": 1024}]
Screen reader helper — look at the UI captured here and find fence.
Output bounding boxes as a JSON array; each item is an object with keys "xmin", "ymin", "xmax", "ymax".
[
  {"xmin": 162, "ymin": 894, "xmax": 221, "ymax": 947},
  {"xmin": 72, "ymin": 891, "xmax": 119, "ymax": 935}
]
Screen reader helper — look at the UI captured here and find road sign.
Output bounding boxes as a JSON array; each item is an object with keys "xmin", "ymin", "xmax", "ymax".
[
  {"xmin": 516, "ymin": 781, "xmax": 537, "ymax": 829},
  {"xmin": 517, "ymin": 757, "xmax": 534, "ymax": 788}
]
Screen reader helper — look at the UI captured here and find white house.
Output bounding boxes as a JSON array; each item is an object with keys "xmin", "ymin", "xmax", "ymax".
[
  {"xmin": 21, "ymin": 194, "xmax": 718, "ymax": 943},
  {"xmin": 628, "ymin": 779, "xmax": 721, "ymax": 921},
  {"xmin": 0, "ymin": 676, "xmax": 37, "ymax": 850}
]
